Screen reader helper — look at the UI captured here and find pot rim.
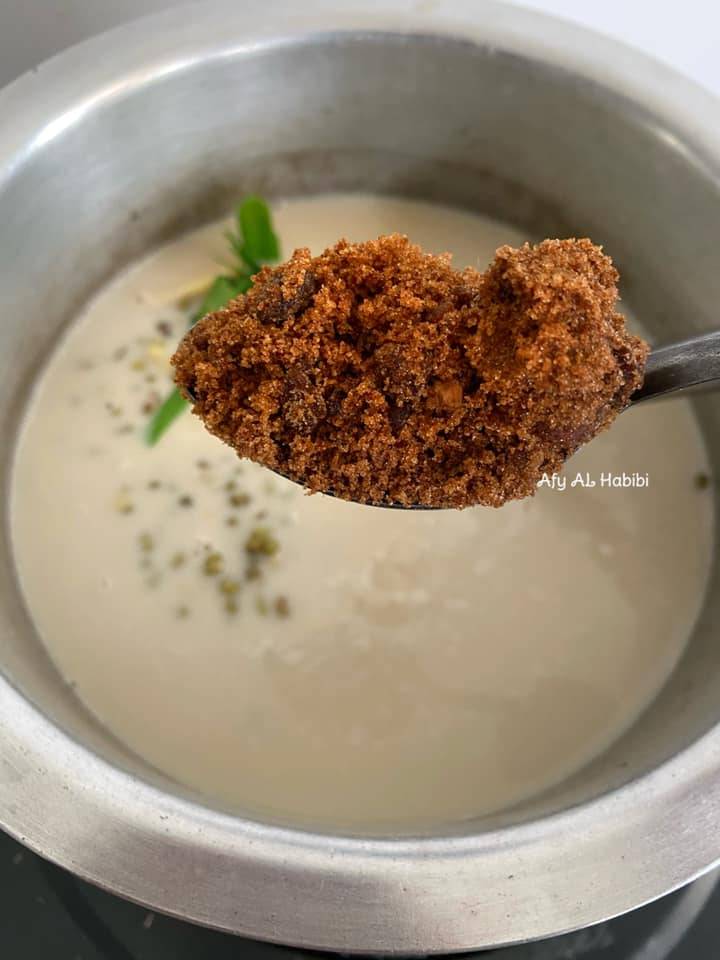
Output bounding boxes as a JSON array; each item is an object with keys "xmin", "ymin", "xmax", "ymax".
[{"xmin": 2, "ymin": 0, "xmax": 720, "ymax": 953}]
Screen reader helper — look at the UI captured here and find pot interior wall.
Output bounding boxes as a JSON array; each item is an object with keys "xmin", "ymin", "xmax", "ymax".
[{"xmin": 1, "ymin": 32, "xmax": 719, "ymax": 834}]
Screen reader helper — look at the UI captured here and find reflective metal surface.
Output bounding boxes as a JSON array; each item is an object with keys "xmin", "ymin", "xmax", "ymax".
[
  {"xmin": 1, "ymin": 0, "xmax": 720, "ymax": 953},
  {"xmin": 634, "ymin": 331, "xmax": 720, "ymax": 403},
  {"xmin": 3, "ymin": 825, "xmax": 718, "ymax": 958}
]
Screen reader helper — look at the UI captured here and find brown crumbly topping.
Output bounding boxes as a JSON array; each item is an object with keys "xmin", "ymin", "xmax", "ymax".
[{"xmin": 172, "ymin": 235, "xmax": 648, "ymax": 508}]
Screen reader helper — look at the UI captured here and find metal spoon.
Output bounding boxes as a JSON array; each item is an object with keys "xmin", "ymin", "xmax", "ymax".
[
  {"xmin": 631, "ymin": 330, "xmax": 720, "ymax": 404},
  {"xmin": 189, "ymin": 330, "xmax": 720, "ymax": 508},
  {"xmin": 351, "ymin": 330, "xmax": 720, "ymax": 507}
]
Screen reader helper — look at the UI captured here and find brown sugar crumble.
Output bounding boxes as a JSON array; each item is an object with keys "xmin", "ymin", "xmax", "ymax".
[{"xmin": 172, "ymin": 235, "xmax": 649, "ymax": 508}]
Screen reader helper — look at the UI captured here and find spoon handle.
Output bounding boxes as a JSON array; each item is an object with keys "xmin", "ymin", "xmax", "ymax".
[{"xmin": 632, "ymin": 330, "xmax": 720, "ymax": 404}]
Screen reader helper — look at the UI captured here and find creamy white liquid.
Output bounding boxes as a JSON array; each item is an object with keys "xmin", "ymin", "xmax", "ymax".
[{"xmin": 11, "ymin": 195, "xmax": 714, "ymax": 830}]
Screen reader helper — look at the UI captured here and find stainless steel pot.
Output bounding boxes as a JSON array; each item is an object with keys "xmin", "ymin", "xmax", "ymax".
[{"xmin": 1, "ymin": 0, "xmax": 720, "ymax": 953}]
